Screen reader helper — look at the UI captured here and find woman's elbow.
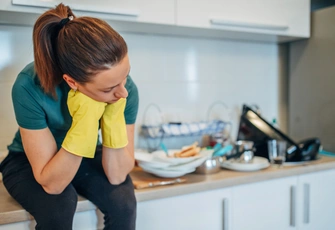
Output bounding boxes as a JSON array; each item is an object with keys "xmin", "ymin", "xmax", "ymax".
[
  {"xmin": 106, "ymin": 161, "xmax": 134, "ymax": 185},
  {"xmin": 107, "ymin": 174, "xmax": 127, "ymax": 185},
  {"xmin": 42, "ymin": 184, "xmax": 66, "ymax": 195}
]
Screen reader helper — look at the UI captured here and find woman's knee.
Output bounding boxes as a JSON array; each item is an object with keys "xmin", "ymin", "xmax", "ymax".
[
  {"xmin": 33, "ymin": 185, "xmax": 78, "ymax": 229},
  {"xmin": 102, "ymin": 175, "xmax": 137, "ymax": 216}
]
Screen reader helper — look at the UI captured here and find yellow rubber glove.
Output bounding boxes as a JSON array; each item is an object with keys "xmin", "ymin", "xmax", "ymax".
[
  {"xmin": 100, "ymin": 98, "xmax": 128, "ymax": 149},
  {"xmin": 62, "ymin": 89, "xmax": 107, "ymax": 158}
]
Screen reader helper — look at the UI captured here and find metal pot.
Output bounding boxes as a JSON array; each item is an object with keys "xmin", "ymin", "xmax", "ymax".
[{"xmin": 195, "ymin": 157, "xmax": 223, "ymax": 174}]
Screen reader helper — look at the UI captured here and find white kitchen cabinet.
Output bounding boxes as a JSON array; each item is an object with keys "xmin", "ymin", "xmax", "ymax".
[
  {"xmin": 137, "ymin": 188, "xmax": 232, "ymax": 230},
  {"xmin": 231, "ymin": 176, "xmax": 298, "ymax": 230},
  {"xmin": 296, "ymin": 169, "xmax": 335, "ymax": 230},
  {"xmin": 2, "ymin": 170, "xmax": 335, "ymax": 229},
  {"xmin": 0, "ymin": 0, "xmax": 310, "ymax": 43},
  {"xmin": 176, "ymin": 0, "xmax": 310, "ymax": 39},
  {"xmin": 1, "ymin": 0, "xmax": 175, "ymax": 25}
]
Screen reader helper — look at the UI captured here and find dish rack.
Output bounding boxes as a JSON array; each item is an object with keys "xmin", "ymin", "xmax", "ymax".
[{"xmin": 140, "ymin": 102, "xmax": 232, "ymax": 152}]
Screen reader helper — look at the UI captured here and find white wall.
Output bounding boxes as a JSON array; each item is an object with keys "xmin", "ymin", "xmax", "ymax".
[{"xmin": 0, "ymin": 25, "xmax": 284, "ymax": 156}]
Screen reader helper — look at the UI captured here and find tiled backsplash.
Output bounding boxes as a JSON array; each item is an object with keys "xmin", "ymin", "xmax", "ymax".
[{"xmin": 0, "ymin": 25, "xmax": 286, "ymax": 155}]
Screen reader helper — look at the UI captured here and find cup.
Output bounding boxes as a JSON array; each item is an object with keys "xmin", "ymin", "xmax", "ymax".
[{"xmin": 267, "ymin": 140, "xmax": 287, "ymax": 165}]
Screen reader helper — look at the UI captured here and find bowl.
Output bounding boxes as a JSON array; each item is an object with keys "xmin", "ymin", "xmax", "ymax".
[{"xmin": 195, "ymin": 157, "xmax": 223, "ymax": 174}]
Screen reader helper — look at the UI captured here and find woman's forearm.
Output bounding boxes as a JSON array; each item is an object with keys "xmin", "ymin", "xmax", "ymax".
[
  {"xmin": 102, "ymin": 146, "xmax": 135, "ymax": 185},
  {"xmin": 39, "ymin": 148, "xmax": 83, "ymax": 194},
  {"xmin": 20, "ymin": 127, "xmax": 83, "ymax": 194}
]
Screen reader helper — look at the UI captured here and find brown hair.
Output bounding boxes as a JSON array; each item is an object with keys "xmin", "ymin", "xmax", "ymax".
[{"xmin": 33, "ymin": 3, "xmax": 128, "ymax": 97}]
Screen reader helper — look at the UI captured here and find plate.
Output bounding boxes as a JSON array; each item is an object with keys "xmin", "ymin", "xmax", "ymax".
[
  {"xmin": 149, "ymin": 153, "xmax": 211, "ymax": 171},
  {"xmin": 139, "ymin": 163, "xmax": 195, "ymax": 178},
  {"xmin": 152, "ymin": 149, "xmax": 212, "ymax": 165},
  {"xmin": 135, "ymin": 152, "xmax": 172, "ymax": 168},
  {"xmin": 220, "ymin": 156, "xmax": 270, "ymax": 172},
  {"xmin": 165, "ymin": 155, "xmax": 210, "ymax": 171}
]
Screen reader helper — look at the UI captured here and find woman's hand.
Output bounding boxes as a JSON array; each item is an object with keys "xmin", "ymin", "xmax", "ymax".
[
  {"xmin": 100, "ymin": 98, "xmax": 136, "ymax": 184},
  {"xmin": 100, "ymin": 98, "xmax": 128, "ymax": 149},
  {"xmin": 62, "ymin": 89, "xmax": 107, "ymax": 158},
  {"xmin": 102, "ymin": 124, "xmax": 136, "ymax": 185}
]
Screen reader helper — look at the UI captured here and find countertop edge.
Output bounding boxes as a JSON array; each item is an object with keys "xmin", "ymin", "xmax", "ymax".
[
  {"xmin": 134, "ymin": 158, "xmax": 335, "ymax": 202},
  {"xmin": 1, "ymin": 156, "xmax": 335, "ymax": 225}
]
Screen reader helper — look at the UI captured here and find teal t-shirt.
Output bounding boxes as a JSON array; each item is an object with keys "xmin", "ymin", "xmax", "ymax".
[{"xmin": 8, "ymin": 62, "xmax": 139, "ymax": 152}]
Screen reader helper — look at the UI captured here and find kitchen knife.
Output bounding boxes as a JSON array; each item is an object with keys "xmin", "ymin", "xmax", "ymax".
[{"xmin": 133, "ymin": 178, "xmax": 187, "ymax": 189}]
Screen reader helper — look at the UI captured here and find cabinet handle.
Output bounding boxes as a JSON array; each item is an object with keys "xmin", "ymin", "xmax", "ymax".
[
  {"xmin": 209, "ymin": 18, "xmax": 289, "ymax": 31},
  {"xmin": 290, "ymin": 186, "xmax": 296, "ymax": 227},
  {"xmin": 72, "ymin": 6, "xmax": 139, "ymax": 18},
  {"xmin": 222, "ymin": 198, "xmax": 228, "ymax": 230},
  {"xmin": 303, "ymin": 183, "xmax": 310, "ymax": 224},
  {"xmin": 12, "ymin": 0, "xmax": 140, "ymax": 17}
]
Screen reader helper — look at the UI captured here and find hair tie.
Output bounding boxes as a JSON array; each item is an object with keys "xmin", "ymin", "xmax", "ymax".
[{"xmin": 59, "ymin": 15, "xmax": 74, "ymax": 29}]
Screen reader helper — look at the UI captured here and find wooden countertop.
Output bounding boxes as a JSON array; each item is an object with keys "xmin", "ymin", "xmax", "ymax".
[{"xmin": 1, "ymin": 155, "xmax": 335, "ymax": 225}]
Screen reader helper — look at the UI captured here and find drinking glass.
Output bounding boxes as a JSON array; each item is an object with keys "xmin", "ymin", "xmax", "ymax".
[{"xmin": 267, "ymin": 140, "xmax": 287, "ymax": 166}]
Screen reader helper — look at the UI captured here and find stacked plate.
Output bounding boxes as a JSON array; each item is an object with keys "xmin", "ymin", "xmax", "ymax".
[
  {"xmin": 220, "ymin": 156, "xmax": 270, "ymax": 171},
  {"xmin": 135, "ymin": 149, "xmax": 213, "ymax": 178}
]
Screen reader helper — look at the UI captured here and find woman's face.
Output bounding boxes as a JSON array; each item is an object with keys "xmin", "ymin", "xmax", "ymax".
[{"xmin": 77, "ymin": 55, "xmax": 130, "ymax": 104}]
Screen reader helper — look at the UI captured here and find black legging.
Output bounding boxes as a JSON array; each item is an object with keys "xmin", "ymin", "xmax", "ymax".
[{"xmin": 0, "ymin": 147, "xmax": 137, "ymax": 230}]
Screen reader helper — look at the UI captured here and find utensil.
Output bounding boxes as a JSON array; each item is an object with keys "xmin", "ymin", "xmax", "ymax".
[
  {"xmin": 213, "ymin": 143, "xmax": 222, "ymax": 152},
  {"xmin": 212, "ymin": 144, "xmax": 233, "ymax": 157},
  {"xmin": 195, "ymin": 156, "xmax": 223, "ymax": 174},
  {"xmin": 133, "ymin": 178, "xmax": 187, "ymax": 189},
  {"xmin": 160, "ymin": 142, "xmax": 169, "ymax": 156}
]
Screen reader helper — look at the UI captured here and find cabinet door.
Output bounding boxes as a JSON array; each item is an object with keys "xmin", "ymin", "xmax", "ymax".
[
  {"xmin": 137, "ymin": 188, "xmax": 232, "ymax": 230},
  {"xmin": 176, "ymin": 0, "xmax": 309, "ymax": 38},
  {"xmin": 9, "ymin": 0, "xmax": 175, "ymax": 24},
  {"xmin": 232, "ymin": 176, "xmax": 297, "ymax": 230},
  {"xmin": 297, "ymin": 170, "xmax": 335, "ymax": 230}
]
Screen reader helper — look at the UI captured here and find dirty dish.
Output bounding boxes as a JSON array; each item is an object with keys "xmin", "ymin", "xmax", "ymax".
[
  {"xmin": 220, "ymin": 156, "xmax": 270, "ymax": 172},
  {"xmin": 135, "ymin": 152, "xmax": 172, "ymax": 168},
  {"xmin": 157, "ymin": 155, "xmax": 210, "ymax": 171},
  {"xmin": 152, "ymin": 149, "xmax": 212, "ymax": 165},
  {"xmin": 139, "ymin": 163, "xmax": 195, "ymax": 178}
]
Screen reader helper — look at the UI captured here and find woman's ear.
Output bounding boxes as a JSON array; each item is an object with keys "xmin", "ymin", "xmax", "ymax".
[{"xmin": 63, "ymin": 74, "xmax": 78, "ymax": 91}]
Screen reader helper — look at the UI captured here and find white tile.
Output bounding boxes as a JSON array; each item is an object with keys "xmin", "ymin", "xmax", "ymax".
[
  {"xmin": 0, "ymin": 82, "xmax": 18, "ymax": 151},
  {"xmin": 0, "ymin": 25, "xmax": 34, "ymax": 84},
  {"xmin": 0, "ymin": 26, "xmax": 283, "ymax": 150}
]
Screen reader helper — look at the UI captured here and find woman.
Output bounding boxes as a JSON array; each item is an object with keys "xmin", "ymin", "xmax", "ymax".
[{"xmin": 0, "ymin": 3, "xmax": 138, "ymax": 230}]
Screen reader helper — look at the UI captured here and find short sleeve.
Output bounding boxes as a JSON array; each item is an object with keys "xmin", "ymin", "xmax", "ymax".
[
  {"xmin": 124, "ymin": 75, "xmax": 139, "ymax": 124},
  {"xmin": 12, "ymin": 73, "xmax": 47, "ymax": 130}
]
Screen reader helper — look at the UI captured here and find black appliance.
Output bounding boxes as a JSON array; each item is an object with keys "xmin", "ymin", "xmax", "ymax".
[{"xmin": 236, "ymin": 105, "xmax": 321, "ymax": 162}]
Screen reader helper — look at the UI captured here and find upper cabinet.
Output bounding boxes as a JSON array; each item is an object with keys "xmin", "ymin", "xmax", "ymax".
[
  {"xmin": 176, "ymin": 0, "xmax": 310, "ymax": 42},
  {"xmin": 7, "ymin": 0, "xmax": 175, "ymax": 24},
  {"xmin": 0, "ymin": 0, "xmax": 310, "ymax": 43},
  {"xmin": 0, "ymin": 0, "xmax": 175, "ymax": 25}
]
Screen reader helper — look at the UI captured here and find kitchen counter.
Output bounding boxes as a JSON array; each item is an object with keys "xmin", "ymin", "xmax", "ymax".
[
  {"xmin": 132, "ymin": 155, "xmax": 335, "ymax": 201},
  {"xmin": 1, "ymin": 155, "xmax": 335, "ymax": 225}
]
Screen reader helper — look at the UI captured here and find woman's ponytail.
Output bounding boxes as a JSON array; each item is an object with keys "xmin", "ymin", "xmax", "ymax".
[{"xmin": 33, "ymin": 3, "xmax": 75, "ymax": 97}]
